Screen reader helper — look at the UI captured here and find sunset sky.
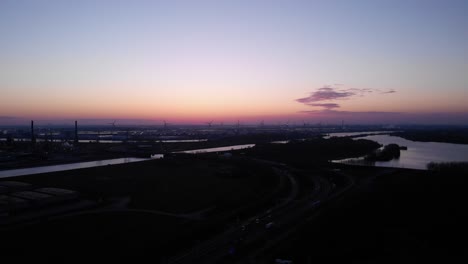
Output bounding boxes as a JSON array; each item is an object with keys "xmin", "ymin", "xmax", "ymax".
[{"xmin": 1, "ymin": 0, "xmax": 467, "ymax": 125}]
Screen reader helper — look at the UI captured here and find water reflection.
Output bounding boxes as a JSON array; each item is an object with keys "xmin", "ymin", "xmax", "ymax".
[
  {"xmin": 324, "ymin": 131, "xmax": 395, "ymax": 139},
  {"xmin": 159, "ymin": 139, "xmax": 207, "ymax": 143},
  {"xmin": 271, "ymin": 141, "xmax": 289, "ymax": 144},
  {"xmin": 175, "ymin": 144, "xmax": 255, "ymax": 154},
  {"xmin": 0, "ymin": 143, "xmax": 251, "ymax": 178},
  {"xmin": 333, "ymin": 135, "xmax": 468, "ymax": 170},
  {"xmin": 0, "ymin": 138, "xmax": 208, "ymax": 143},
  {"xmin": 0, "ymin": 157, "xmax": 151, "ymax": 178}
]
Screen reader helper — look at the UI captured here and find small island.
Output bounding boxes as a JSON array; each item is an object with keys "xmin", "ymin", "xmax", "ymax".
[{"xmin": 365, "ymin": 143, "xmax": 401, "ymax": 162}]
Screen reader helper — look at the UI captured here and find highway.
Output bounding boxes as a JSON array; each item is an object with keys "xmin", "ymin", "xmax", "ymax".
[{"xmin": 164, "ymin": 159, "xmax": 350, "ymax": 264}]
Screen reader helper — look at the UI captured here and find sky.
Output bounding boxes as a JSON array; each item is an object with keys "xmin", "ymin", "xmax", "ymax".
[{"xmin": 0, "ymin": 0, "xmax": 467, "ymax": 125}]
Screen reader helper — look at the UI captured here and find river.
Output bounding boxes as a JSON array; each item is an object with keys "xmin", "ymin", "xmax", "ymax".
[
  {"xmin": 174, "ymin": 144, "xmax": 255, "ymax": 154},
  {"xmin": 0, "ymin": 157, "xmax": 152, "ymax": 178},
  {"xmin": 7, "ymin": 131, "xmax": 467, "ymax": 176},
  {"xmin": 0, "ymin": 144, "xmax": 253, "ymax": 178},
  {"xmin": 0, "ymin": 138, "xmax": 208, "ymax": 143},
  {"xmin": 331, "ymin": 133, "xmax": 468, "ymax": 170}
]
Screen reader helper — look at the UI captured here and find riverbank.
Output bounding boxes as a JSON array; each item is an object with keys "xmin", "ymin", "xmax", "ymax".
[
  {"xmin": 332, "ymin": 134, "xmax": 468, "ymax": 170},
  {"xmin": 0, "ymin": 139, "xmax": 257, "ymax": 171},
  {"xmin": 394, "ymin": 128, "xmax": 468, "ymax": 145}
]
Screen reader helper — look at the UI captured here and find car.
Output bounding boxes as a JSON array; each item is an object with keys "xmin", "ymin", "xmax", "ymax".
[
  {"xmin": 312, "ymin": 200, "xmax": 321, "ymax": 207},
  {"xmin": 275, "ymin": 259, "xmax": 292, "ymax": 264}
]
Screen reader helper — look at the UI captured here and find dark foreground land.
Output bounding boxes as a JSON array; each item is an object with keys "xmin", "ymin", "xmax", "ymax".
[
  {"xmin": 0, "ymin": 155, "xmax": 286, "ymax": 262},
  {"xmin": 265, "ymin": 165, "xmax": 468, "ymax": 264},
  {"xmin": 395, "ymin": 127, "xmax": 468, "ymax": 145},
  {"xmin": 0, "ymin": 136, "xmax": 467, "ymax": 263}
]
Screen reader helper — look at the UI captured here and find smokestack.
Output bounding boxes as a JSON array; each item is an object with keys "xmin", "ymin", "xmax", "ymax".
[
  {"xmin": 31, "ymin": 120, "xmax": 36, "ymax": 144},
  {"xmin": 74, "ymin": 120, "xmax": 78, "ymax": 144}
]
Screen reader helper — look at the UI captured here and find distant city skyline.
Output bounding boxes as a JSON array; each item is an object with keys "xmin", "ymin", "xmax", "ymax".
[{"xmin": 1, "ymin": 0, "xmax": 467, "ymax": 125}]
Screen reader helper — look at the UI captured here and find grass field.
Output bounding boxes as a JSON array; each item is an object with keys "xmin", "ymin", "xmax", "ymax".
[
  {"xmin": 1, "ymin": 155, "xmax": 281, "ymax": 261},
  {"xmin": 13, "ymin": 156, "xmax": 279, "ymax": 214}
]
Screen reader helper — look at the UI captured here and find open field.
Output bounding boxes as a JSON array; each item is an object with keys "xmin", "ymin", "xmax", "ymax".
[
  {"xmin": 1, "ymin": 211, "xmax": 190, "ymax": 262},
  {"xmin": 0, "ymin": 155, "xmax": 285, "ymax": 261},
  {"xmin": 11, "ymin": 156, "xmax": 279, "ymax": 214}
]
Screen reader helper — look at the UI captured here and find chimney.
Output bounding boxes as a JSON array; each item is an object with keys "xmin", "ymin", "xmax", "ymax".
[
  {"xmin": 74, "ymin": 120, "xmax": 78, "ymax": 144},
  {"xmin": 31, "ymin": 120, "xmax": 36, "ymax": 144}
]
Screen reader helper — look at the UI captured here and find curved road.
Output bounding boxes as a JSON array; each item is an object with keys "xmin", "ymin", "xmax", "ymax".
[{"xmin": 164, "ymin": 158, "xmax": 337, "ymax": 264}]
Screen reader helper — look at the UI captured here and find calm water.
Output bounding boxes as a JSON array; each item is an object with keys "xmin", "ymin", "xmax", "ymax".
[
  {"xmin": 159, "ymin": 139, "xmax": 207, "ymax": 143},
  {"xmin": 271, "ymin": 141, "xmax": 289, "ymax": 144},
  {"xmin": 334, "ymin": 134, "xmax": 468, "ymax": 170},
  {"xmin": 175, "ymin": 144, "xmax": 255, "ymax": 154},
  {"xmin": 0, "ymin": 157, "xmax": 152, "ymax": 178},
  {"xmin": 0, "ymin": 143, "xmax": 251, "ymax": 178},
  {"xmin": 324, "ymin": 131, "xmax": 395, "ymax": 139}
]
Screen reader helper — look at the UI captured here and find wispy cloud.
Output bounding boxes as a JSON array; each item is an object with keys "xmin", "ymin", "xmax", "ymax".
[
  {"xmin": 379, "ymin": 89, "xmax": 396, "ymax": 94},
  {"xmin": 306, "ymin": 103, "xmax": 340, "ymax": 110},
  {"xmin": 295, "ymin": 85, "xmax": 385, "ymax": 105},
  {"xmin": 299, "ymin": 110, "xmax": 402, "ymax": 115},
  {"xmin": 296, "ymin": 85, "xmax": 396, "ymax": 114},
  {"xmin": 296, "ymin": 87, "xmax": 354, "ymax": 104}
]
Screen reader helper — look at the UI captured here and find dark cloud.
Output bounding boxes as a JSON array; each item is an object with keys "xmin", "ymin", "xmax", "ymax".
[
  {"xmin": 295, "ymin": 85, "xmax": 399, "ymax": 121},
  {"xmin": 307, "ymin": 103, "xmax": 341, "ymax": 110},
  {"xmin": 296, "ymin": 87, "xmax": 355, "ymax": 104},
  {"xmin": 296, "ymin": 85, "xmax": 397, "ymax": 112},
  {"xmin": 380, "ymin": 89, "xmax": 396, "ymax": 94},
  {"xmin": 299, "ymin": 110, "xmax": 402, "ymax": 115}
]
